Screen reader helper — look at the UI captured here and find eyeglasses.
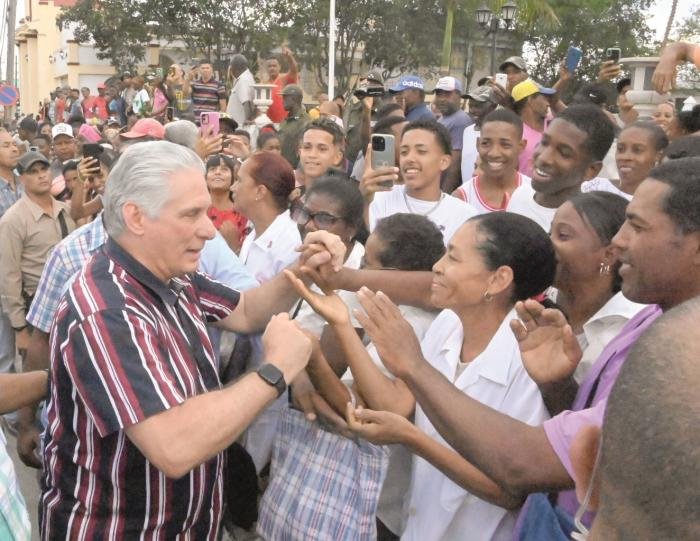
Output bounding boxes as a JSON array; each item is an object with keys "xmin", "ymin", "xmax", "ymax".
[{"xmin": 291, "ymin": 205, "xmax": 346, "ymax": 229}]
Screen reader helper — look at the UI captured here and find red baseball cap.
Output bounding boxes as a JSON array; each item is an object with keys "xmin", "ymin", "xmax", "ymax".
[{"xmin": 120, "ymin": 118, "xmax": 165, "ymax": 140}]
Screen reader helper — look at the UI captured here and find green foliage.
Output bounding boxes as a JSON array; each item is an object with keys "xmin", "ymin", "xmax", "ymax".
[
  {"xmin": 58, "ymin": 0, "xmax": 289, "ymax": 72},
  {"xmin": 57, "ymin": 0, "xmax": 154, "ymax": 71},
  {"xmin": 517, "ymin": 0, "xmax": 656, "ymax": 91},
  {"xmin": 282, "ymin": 0, "xmax": 445, "ymax": 92}
]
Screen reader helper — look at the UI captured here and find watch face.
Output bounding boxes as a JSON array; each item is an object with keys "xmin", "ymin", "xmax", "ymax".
[{"xmin": 259, "ymin": 363, "xmax": 283, "ymax": 384}]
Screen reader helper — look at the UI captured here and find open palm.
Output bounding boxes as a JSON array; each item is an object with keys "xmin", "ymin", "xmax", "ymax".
[
  {"xmin": 283, "ymin": 270, "xmax": 350, "ymax": 325},
  {"xmin": 510, "ymin": 300, "xmax": 582, "ymax": 385}
]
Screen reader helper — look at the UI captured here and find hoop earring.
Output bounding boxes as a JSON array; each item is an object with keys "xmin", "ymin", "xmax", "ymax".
[
  {"xmin": 599, "ymin": 262, "xmax": 611, "ymax": 275},
  {"xmin": 482, "ymin": 290, "xmax": 493, "ymax": 302}
]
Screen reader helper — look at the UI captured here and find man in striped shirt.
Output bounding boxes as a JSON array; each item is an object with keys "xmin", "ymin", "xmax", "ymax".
[
  {"xmin": 191, "ymin": 61, "xmax": 227, "ymax": 118},
  {"xmin": 40, "ymin": 141, "xmax": 345, "ymax": 539}
]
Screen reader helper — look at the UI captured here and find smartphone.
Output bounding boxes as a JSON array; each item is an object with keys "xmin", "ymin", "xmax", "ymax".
[
  {"xmin": 566, "ymin": 46, "xmax": 583, "ymax": 73},
  {"xmin": 155, "ymin": 67, "xmax": 164, "ymax": 78},
  {"xmin": 605, "ymin": 47, "xmax": 621, "ymax": 64},
  {"xmin": 200, "ymin": 112, "xmax": 220, "ymax": 135},
  {"xmin": 83, "ymin": 143, "xmax": 103, "ymax": 160},
  {"xmin": 494, "ymin": 73, "xmax": 508, "ymax": 88},
  {"xmin": 371, "ymin": 134, "xmax": 395, "ymax": 187},
  {"xmin": 166, "ymin": 106, "xmax": 175, "ymax": 122}
]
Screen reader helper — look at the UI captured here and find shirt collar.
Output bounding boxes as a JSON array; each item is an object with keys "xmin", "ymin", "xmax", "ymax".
[
  {"xmin": 442, "ymin": 309, "xmax": 519, "ymax": 387},
  {"xmin": 583, "ymin": 292, "xmax": 646, "ymax": 334},
  {"xmin": 104, "ymin": 237, "xmax": 179, "ymax": 306},
  {"xmin": 88, "ymin": 214, "xmax": 108, "ymax": 253},
  {"xmin": 253, "ymin": 210, "xmax": 294, "ymax": 252},
  {"xmin": 21, "ymin": 193, "xmax": 63, "ymax": 222}
]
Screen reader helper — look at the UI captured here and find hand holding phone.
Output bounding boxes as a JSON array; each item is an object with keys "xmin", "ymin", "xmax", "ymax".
[
  {"xmin": 361, "ymin": 139, "xmax": 399, "ymax": 200},
  {"xmin": 565, "ymin": 46, "xmax": 583, "ymax": 73},
  {"xmin": 605, "ymin": 47, "xmax": 621, "ymax": 64},
  {"xmin": 200, "ymin": 112, "xmax": 220, "ymax": 136}
]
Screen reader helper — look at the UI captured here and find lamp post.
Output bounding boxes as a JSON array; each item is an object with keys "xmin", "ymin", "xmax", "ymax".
[{"xmin": 476, "ymin": 1, "xmax": 517, "ymax": 75}]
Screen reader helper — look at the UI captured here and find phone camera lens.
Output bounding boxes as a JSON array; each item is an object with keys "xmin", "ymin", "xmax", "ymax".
[{"xmin": 372, "ymin": 137, "xmax": 386, "ymax": 151}]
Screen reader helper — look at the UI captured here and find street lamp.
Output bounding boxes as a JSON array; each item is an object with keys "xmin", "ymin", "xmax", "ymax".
[{"xmin": 476, "ymin": 2, "xmax": 518, "ymax": 76}]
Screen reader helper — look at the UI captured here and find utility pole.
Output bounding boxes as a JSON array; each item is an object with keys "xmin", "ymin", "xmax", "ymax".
[{"xmin": 4, "ymin": 0, "xmax": 16, "ymax": 123}]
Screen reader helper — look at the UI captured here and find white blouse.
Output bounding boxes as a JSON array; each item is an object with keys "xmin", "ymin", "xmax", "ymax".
[{"xmin": 402, "ymin": 309, "xmax": 550, "ymax": 541}]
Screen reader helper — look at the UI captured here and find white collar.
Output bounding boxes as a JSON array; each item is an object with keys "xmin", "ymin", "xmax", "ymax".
[
  {"xmin": 251, "ymin": 210, "xmax": 295, "ymax": 252},
  {"xmin": 438, "ymin": 309, "xmax": 519, "ymax": 388},
  {"xmin": 583, "ymin": 292, "xmax": 646, "ymax": 333}
]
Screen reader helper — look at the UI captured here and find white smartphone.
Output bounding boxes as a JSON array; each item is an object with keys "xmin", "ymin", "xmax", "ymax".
[{"xmin": 494, "ymin": 73, "xmax": 508, "ymax": 88}]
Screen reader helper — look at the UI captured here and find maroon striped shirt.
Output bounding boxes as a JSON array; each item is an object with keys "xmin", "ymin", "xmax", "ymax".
[{"xmin": 41, "ymin": 238, "xmax": 240, "ymax": 540}]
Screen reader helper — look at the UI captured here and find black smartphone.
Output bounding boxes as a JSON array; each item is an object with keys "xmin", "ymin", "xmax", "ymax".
[
  {"xmin": 166, "ymin": 106, "xmax": 174, "ymax": 122},
  {"xmin": 605, "ymin": 47, "xmax": 621, "ymax": 64},
  {"xmin": 83, "ymin": 143, "xmax": 103, "ymax": 160}
]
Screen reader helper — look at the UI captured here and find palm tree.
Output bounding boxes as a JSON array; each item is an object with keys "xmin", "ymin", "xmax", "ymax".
[
  {"xmin": 661, "ymin": 0, "xmax": 678, "ymax": 47},
  {"xmin": 439, "ymin": 0, "xmax": 559, "ymax": 75}
]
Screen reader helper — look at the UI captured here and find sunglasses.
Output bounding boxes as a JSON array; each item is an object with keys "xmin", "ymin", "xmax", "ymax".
[{"xmin": 291, "ymin": 205, "xmax": 346, "ymax": 229}]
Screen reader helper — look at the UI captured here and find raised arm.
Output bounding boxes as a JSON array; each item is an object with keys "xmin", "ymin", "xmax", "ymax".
[
  {"xmin": 285, "ymin": 271, "xmax": 415, "ymax": 417},
  {"xmin": 355, "ymin": 289, "xmax": 572, "ymax": 495},
  {"xmin": 218, "ymin": 230, "xmax": 346, "ymax": 334}
]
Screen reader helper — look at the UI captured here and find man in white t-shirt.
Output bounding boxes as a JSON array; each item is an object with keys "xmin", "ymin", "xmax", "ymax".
[
  {"xmin": 360, "ymin": 118, "xmax": 478, "ymax": 244},
  {"xmin": 460, "ymin": 85, "xmax": 497, "ymax": 182},
  {"xmin": 226, "ymin": 54, "xmax": 256, "ymax": 127},
  {"xmin": 507, "ymin": 104, "xmax": 616, "ymax": 231}
]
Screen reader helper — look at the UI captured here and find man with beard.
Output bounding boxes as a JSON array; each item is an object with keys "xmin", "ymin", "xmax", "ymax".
[{"xmin": 432, "ymin": 77, "xmax": 473, "ymax": 192}]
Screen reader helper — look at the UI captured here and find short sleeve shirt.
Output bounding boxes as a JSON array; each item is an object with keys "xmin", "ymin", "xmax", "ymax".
[
  {"xmin": 438, "ymin": 110, "xmax": 473, "ymax": 150},
  {"xmin": 41, "ymin": 238, "xmax": 241, "ymax": 540},
  {"xmin": 191, "ymin": 78, "xmax": 227, "ymax": 116}
]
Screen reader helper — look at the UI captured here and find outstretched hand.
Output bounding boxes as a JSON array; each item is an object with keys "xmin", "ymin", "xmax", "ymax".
[
  {"xmin": 509, "ymin": 299, "xmax": 582, "ymax": 385},
  {"xmin": 283, "ymin": 270, "xmax": 350, "ymax": 326},
  {"xmin": 354, "ymin": 287, "xmax": 423, "ymax": 379},
  {"xmin": 346, "ymin": 403, "xmax": 413, "ymax": 445}
]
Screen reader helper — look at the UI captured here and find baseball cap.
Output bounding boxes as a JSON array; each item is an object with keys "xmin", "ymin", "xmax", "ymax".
[
  {"xmin": 97, "ymin": 82, "xmax": 106, "ymax": 90},
  {"xmin": 120, "ymin": 118, "xmax": 165, "ymax": 139},
  {"xmin": 365, "ymin": 69, "xmax": 385, "ymax": 86},
  {"xmin": 52, "ymin": 123, "xmax": 74, "ymax": 140},
  {"xmin": 281, "ymin": 84, "xmax": 304, "ymax": 97},
  {"xmin": 17, "ymin": 150, "xmax": 50, "ymax": 174},
  {"xmin": 499, "ymin": 56, "xmax": 527, "ymax": 72},
  {"xmin": 78, "ymin": 124, "xmax": 102, "ymax": 144},
  {"xmin": 431, "ymin": 76, "xmax": 463, "ymax": 94},
  {"xmin": 573, "ymin": 83, "xmax": 608, "ymax": 106},
  {"xmin": 464, "ymin": 85, "xmax": 495, "ymax": 102},
  {"xmin": 511, "ymin": 79, "xmax": 556, "ymax": 102},
  {"xmin": 388, "ymin": 75, "xmax": 425, "ymax": 93}
]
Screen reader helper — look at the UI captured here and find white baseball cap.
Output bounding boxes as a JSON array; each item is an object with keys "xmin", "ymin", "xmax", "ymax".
[{"xmin": 52, "ymin": 123, "xmax": 74, "ymax": 140}]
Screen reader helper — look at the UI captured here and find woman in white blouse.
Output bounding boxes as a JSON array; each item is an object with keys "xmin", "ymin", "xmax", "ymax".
[
  {"xmin": 320, "ymin": 212, "xmax": 557, "ymax": 541},
  {"xmin": 233, "ymin": 151, "xmax": 300, "ymax": 284},
  {"xmin": 231, "ymin": 150, "xmax": 299, "ymax": 472},
  {"xmin": 548, "ymin": 191, "xmax": 645, "ymax": 383}
]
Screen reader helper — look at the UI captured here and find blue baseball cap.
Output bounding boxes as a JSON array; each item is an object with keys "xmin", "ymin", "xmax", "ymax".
[{"xmin": 389, "ymin": 75, "xmax": 425, "ymax": 93}]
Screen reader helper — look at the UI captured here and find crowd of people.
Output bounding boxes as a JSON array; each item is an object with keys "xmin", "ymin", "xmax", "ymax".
[{"xmin": 0, "ymin": 38, "xmax": 698, "ymax": 541}]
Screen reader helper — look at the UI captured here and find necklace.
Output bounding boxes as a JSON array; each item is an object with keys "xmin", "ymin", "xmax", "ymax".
[{"xmin": 402, "ymin": 189, "xmax": 446, "ymax": 217}]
